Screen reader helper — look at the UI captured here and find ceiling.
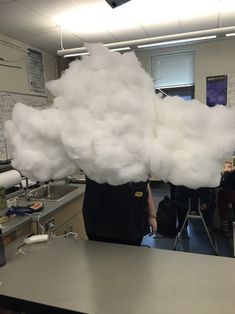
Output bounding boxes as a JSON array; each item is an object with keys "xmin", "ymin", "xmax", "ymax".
[{"xmin": 0, "ymin": 0, "xmax": 235, "ymax": 55}]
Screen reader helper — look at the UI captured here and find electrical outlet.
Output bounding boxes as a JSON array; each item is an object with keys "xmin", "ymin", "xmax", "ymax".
[{"xmin": 45, "ymin": 218, "xmax": 55, "ymax": 232}]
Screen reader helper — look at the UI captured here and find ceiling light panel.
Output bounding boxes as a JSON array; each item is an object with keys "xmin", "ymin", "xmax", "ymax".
[
  {"xmin": 64, "ymin": 52, "xmax": 90, "ymax": 58},
  {"xmin": 53, "ymin": 1, "xmax": 141, "ymax": 34},
  {"xmin": 55, "ymin": 2, "xmax": 111, "ymax": 33},
  {"xmin": 137, "ymin": 35, "xmax": 217, "ymax": 48},
  {"xmin": 109, "ymin": 46, "xmax": 130, "ymax": 51},
  {"xmin": 225, "ymin": 32, "xmax": 235, "ymax": 37}
]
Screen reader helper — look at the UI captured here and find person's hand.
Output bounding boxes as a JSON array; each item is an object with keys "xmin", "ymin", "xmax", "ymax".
[{"xmin": 148, "ymin": 217, "xmax": 157, "ymax": 235}]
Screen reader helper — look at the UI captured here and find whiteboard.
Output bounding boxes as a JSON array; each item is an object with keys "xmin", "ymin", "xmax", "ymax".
[
  {"xmin": 0, "ymin": 91, "xmax": 48, "ymax": 161},
  {"xmin": 0, "ymin": 91, "xmax": 48, "ymax": 125}
]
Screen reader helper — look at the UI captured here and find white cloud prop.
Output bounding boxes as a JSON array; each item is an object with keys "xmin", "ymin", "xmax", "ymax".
[
  {"xmin": 4, "ymin": 44, "xmax": 235, "ymax": 188},
  {"xmin": 5, "ymin": 103, "xmax": 77, "ymax": 182}
]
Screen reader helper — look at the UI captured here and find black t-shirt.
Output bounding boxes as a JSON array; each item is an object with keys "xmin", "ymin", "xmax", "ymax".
[
  {"xmin": 220, "ymin": 170, "xmax": 235, "ymax": 189},
  {"xmin": 173, "ymin": 186, "xmax": 212, "ymax": 211},
  {"xmin": 82, "ymin": 177, "xmax": 150, "ymax": 241}
]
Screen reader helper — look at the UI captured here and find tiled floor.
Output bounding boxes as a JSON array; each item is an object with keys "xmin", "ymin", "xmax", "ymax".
[{"xmin": 142, "ymin": 181, "xmax": 234, "ymax": 258}]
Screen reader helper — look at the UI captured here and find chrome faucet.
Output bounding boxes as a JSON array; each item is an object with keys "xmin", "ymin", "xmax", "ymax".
[{"xmin": 20, "ymin": 177, "xmax": 31, "ymax": 201}]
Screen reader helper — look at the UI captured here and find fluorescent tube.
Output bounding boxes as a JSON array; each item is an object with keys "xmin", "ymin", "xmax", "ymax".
[
  {"xmin": 137, "ymin": 35, "xmax": 217, "ymax": 48},
  {"xmin": 225, "ymin": 33, "xmax": 235, "ymax": 37},
  {"xmin": 64, "ymin": 52, "xmax": 90, "ymax": 58},
  {"xmin": 109, "ymin": 46, "xmax": 131, "ymax": 51}
]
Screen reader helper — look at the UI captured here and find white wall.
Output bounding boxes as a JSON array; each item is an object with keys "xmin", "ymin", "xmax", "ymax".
[
  {"xmin": 0, "ymin": 33, "xmax": 57, "ymax": 103},
  {"xmin": 135, "ymin": 38, "xmax": 235, "ymax": 103}
]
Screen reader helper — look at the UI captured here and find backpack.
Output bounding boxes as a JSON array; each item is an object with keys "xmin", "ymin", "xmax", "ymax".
[{"xmin": 157, "ymin": 196, "xmax": 177, "ymax": 236}]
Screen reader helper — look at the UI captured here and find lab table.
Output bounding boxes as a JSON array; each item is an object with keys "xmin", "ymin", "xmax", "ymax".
[{"xmin": 0, "ymin": 238, "xmax": 235, "ymax": 314}]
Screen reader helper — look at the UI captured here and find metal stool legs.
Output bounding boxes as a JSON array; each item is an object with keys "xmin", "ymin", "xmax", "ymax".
[
  {"xmin": 173, "ymin": 198, "xmax": 191, "ymax": 250},
  {"xmin": 173, "ymin": 198, "xmax": 218, "ymax": 255}
]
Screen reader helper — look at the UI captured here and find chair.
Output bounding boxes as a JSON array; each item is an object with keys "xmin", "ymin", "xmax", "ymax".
[{"xmin": 173, "ymin": 197, "xmax": 218, "ymax": 255}]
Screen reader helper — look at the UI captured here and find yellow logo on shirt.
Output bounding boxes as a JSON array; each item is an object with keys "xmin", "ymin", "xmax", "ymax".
[{"xmin": 135, "ymin": 191, "xmax": 143, "ymax": 197}]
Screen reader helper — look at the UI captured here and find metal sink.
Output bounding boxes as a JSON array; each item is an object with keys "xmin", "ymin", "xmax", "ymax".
[{"xmin": 28, "ymin": 184, "xmax": 79, "ymax": 201}]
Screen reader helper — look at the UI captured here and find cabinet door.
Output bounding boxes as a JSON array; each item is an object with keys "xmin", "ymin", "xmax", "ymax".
[
  {"xmin": 52, "ymin": 211, "xmax": 87, "ymax": 240},
  {"xmin": 53, "ymin": 222, "xmax": 68, "ymax": 236},
  {"xmin": 67, "ymin": 211, "xmax": 87, "ymax": 240},
  {"xmin": 40, "ymin": 196, "xmax": 84, "ymax": 233}
]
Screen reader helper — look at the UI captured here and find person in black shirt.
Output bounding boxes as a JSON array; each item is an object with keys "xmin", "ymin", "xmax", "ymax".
[
  {"xmin": 82, "ymin": 177, "xmax": 157, "ymax": 246},
  {"xmin": 218, "ymin": 161, "xmax": 235, "ymax": 235}
]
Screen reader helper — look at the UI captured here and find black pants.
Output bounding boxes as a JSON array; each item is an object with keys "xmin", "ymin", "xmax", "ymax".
[{"xmin": 87, "ymin": 234, "xmax": 143, "ymax": 246}]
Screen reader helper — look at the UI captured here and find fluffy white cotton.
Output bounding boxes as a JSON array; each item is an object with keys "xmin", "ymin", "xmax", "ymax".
[
  {"xmin": 46, "ymin": 44, "xmax": 155, "ymax": 185},
  {"xmin": 151, "ymin": 97, "xmax": 235, "ymax": 188},
  {"xmin": 4, "ymin": 103, "xmax": 77, "ymax": 182},
  {"xmin": 4, "ymin": 44, "xmax": 235, "ymax": 188}
]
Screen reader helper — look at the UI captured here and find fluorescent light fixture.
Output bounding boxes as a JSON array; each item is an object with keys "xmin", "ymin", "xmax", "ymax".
[
  {"xmin": 64, "ymin": 52, "xmax": 90, "ymax": 58},
  {"xmin": 58, "ymin": 26, "xmax": 235, "ymax": 57},
  {"xmin": 225, "ymin": 33, "xmax": 235, "ymax": 37},
  {"xmin": 109, "ymin": 46, "xmax": 131, "ymax": 51},
  {"xmin": 63, "ymin": 47, "xmax": 130, "ymax": 58},
  {"xmin": 137, "ymin": 35, "xmax": 217, "ymax": 48}
]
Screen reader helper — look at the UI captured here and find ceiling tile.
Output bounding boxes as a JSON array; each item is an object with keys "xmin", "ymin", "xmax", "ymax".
[
  {"xmin": 0, "ymin": 18, "xmax": 29, "ymax": 38},
  {"xmin": 109, "ymin": 26, "xmax": 148, "ymax": 42},
  {"xmin": 20, "ymin": 34, "xmax": 58, "ymax": 53},
  {"xmin": 0, "ymin": 0, "xmax": 16, "ymax": 3},
  {"xmin": 0, "ymin": 1, "xmax": 55, "ymax": 35},
  {"xmin": 20, "ymin": 0, "xmax": 73, "ymax": 19},
  {"xmin": 220, "ymin": 13, "xmax": 235, "ymax": 27},
  {"xmin": 38, "ymin": 30, "xmax": 84, "ymax": 49},
  {"xmin": 180, "ymin": 16, "xmax": 219, "ymax": 33},
  {"xmin": 0, "ymin": 0, "xmax": 235, "ymax": 55},
  {"xmin": 73, "ymin": 31, "xmax": 116, "ymax": 44},
  {"xmin": 219, "ymin": 1, "xmax": 235, "ymax": 27},
  {"xmin": 143, "ymin": 22, "xmax": 182, "ymax": 38}
]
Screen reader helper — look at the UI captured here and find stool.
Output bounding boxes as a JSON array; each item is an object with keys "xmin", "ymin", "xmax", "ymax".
[{"xmin": 173, "ymin": 198, "xmax": 218, "ymax": 255}]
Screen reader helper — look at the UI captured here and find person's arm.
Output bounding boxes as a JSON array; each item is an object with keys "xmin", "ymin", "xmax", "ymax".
[{"xmin": 147, "ymin": 184, "xmax": 157, "ymax": 234}]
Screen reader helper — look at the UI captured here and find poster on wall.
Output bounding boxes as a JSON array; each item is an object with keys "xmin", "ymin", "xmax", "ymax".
[
  {"xmin": 206, "ymin": 75, "xmax": 227, "ymax": 107},
  {"xmin": 27, "ymin": 48, "xmax": 46, "ymax": 95},
  {"xmin": 227, "ymin": 74, "xmax": 235, "ymax": 109}
]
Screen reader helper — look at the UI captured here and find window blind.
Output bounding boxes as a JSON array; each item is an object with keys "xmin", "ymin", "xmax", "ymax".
[{"xmin": 151, "ymin": 52, "xmax": 195, "ymax": 89}]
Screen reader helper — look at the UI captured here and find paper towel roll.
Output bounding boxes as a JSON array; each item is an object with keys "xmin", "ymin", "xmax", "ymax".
[{"xmin": 0, "ymin": 170, "xmax": 21, "ymax": 189}]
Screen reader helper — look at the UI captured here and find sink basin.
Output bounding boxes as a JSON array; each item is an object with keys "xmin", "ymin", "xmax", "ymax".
[{"xmin": 28, "ymin": 184, "xmax": 79, "ymax": 201}]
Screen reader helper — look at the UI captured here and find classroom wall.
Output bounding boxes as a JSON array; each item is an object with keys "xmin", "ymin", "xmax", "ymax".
[
  {"xmin": 135, "ymin": 38, "xmax": 235, "ymax": 103},
  {"xmin": 0, "ymin": 33, "xmax": 57, "ymax": 103}
]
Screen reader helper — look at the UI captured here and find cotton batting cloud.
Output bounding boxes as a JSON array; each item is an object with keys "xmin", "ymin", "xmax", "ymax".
[{"xmin": 4, "ymin": 43, "xmax": 235, "ymax": 188}]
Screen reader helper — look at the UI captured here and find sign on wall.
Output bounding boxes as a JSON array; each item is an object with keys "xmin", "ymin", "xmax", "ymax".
[
  {"xmin": 27, "ymin": 48, "xmax": 46, "ymax": 95},
  {"xmin": 206, "ymin": 74, "xmax": 235, "ymax": 108},
  {"xmin": 227, "ymin": 74, "xmax": 235, "ymax": 109},
  {"xmin": 206, "ymin": 75, "xmax": 227, "ymax": 107}
]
